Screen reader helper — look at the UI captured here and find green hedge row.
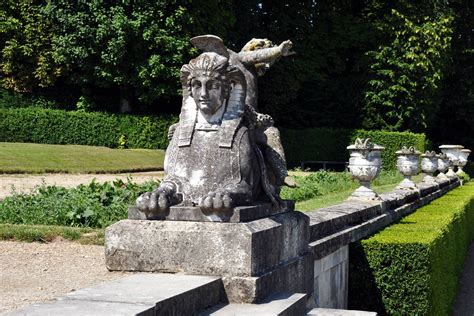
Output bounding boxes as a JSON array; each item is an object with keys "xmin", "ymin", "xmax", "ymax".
[
  {"xmin": 349, "ymin": 183, "xmax": 474, "ymax": 315},
  {"xmin": 0, "ymin": 108, "xmax": 425, "ymax": 168},
  {"xmin": 280, "ymin": 128, "xmax": 426, "ymax": 170},
  {"xmin": 0, "ymin": 108, "xmax": 177, "ymax": 149}
]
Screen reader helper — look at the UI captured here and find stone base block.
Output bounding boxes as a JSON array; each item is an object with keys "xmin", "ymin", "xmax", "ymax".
[
  {"xmin": 222, "ymin": 253, "xmax": 313, "ymax": 303},
  {"xmin": 106, "ymin": 211, "xmax": 309, "ymax": 277}
]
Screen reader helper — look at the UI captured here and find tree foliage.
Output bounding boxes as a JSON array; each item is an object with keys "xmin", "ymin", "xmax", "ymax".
[
  {"xmin": 0, "ymin": 0, "xmax": 471, "ymax": 149},
  {"xmin": 0, "ymin": 0, "xmax": 60, "ymax": 92},
  {"xmin": 226, "ymin": 0, "xmax": 376, "ymax": 129},
  {"xmin": 363, "ymin": 7, "xmax": 454, "ymax": 132},
  {"xmin": 0, "ymin": 0, "xmax": 234, "ymax": 111},
  {"xmin": 45, "ymin": 0, "xmax": 195, "ymax": 111},
  {"xmin": 431, "ymin": 0, "xmax": 474, "ymax": 151}
]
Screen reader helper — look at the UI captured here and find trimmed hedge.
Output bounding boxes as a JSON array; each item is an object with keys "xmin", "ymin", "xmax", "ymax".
[
  {"xmin": 0, "ymin": 108, "xmax": 425, "ymax": 168},
  {"xmin": 0, "ymin": 107, "xmax": 177, "ymax": 149},
  {"xmin": 280, "ymin": 128, "xmax": 426, "ymax": 170},
  {"xmin": 349, "ymin": 183, "xmax": 474, "ymax": 315}
]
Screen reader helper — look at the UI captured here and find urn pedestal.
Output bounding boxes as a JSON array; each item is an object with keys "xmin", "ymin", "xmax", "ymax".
[
  {"xmin": 346, "ymin": 139, "xmax": 384, "ymax": 201},
  {"xmin": 396, "ymin": 147, "xmax": 420, "ymax": 190}
]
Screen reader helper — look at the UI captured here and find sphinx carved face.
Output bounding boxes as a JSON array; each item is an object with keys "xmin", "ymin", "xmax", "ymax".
[{"xmin": 191, "ymin": 75, "xmax": 227, "ymax": 115}]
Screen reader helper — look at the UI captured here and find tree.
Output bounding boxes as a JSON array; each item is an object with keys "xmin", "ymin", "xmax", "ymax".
[
  {"xmin": 0, "ymin": 0, "xmax": 60, "ymax": 92},
  {"xmin": 227, "ymin": 0, "xmax": 377, "ymax": 129},
  {"xmin": 0, "ymin": 0, "xmax": 235, "ymax": 112},
  {"xmin": 362, "ymin": 4, "xmax": 454, "ymax": 132},
  {"xmin": 43, "ymin": 0, "xmax": 194, "ymax": 112},
  {"xmin": 431, "ymin": 0, "xmax": 474, "ymax": 150}
]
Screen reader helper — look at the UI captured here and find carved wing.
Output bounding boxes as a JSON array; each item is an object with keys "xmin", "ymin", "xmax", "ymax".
[{"xmin": 190, "ymin": 35, "xmax": 230, "ymax": 58}]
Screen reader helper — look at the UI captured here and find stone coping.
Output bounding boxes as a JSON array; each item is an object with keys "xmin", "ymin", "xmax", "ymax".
[{"xmin": 307, "ymin": 178, "xmax": 459, "ymax": 259}]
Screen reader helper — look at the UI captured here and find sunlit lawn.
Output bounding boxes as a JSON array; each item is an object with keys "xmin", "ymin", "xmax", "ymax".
[
  {"xmin": 296, "ymin": 174, "xmax": 424, "ymax": 211},
  {"xmin": 0, "ymin": 142, "xmax": 165, "ymax": 173}
]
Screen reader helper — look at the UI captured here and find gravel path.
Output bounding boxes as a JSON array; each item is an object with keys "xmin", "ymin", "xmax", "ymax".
[
  {"xmin": 0, "ymin": 240, "xmax": 128, "ymax": 314},
  {"xmin": 0, "ymin": 172, "xmax": 164, "ymax": 313},
  {"xmin": 0, "ymin": 171, "xmax": 164, "ymax": 200}
]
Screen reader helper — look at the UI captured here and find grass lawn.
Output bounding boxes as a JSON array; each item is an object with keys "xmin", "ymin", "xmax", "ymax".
[
  {"xmin": 0, "ymin": 142, "xmax": 165, "ymax": 173},
  {"xmin": 296, "ymin": 174, "xmax": 424, "ymax": 211},
  {"xmin": 0, "ymin": 223, "xmax": 104, "ymax": 245}
]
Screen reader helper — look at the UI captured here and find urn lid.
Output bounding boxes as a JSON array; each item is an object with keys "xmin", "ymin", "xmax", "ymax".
[
  {"xmin": 420, "ymin": 151, "xmax": 438, "ymax": 158},
  {"xmin": 439, "ymin": 144, "xmax": 464, "ymax": 150},
  {"xmin": 347, "ymin": 138, "xmax": 384, "ymax": 151},
  {"xmin": 396, "ymin": 146, "xmax": 421, "ymax": 156}
]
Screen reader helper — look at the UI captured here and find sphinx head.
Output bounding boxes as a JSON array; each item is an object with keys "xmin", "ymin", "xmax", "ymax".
[{"xmin": 181, "ymin": 52, "xmax": 231, "ymax": 115}]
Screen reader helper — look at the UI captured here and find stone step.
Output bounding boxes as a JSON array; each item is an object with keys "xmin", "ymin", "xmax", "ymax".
[
  {"xmin": 199, "ymin": 292, "xmax": 307, "ymax": 316},
  {"xmin": 307, "ymin": 308, "xmax": 376, "ymax": 315},
  {"xmin": 5, "ymin": 273, "xmax": 225, "ymax": 316}
]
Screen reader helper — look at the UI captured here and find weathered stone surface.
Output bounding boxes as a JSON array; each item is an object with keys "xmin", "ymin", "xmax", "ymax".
[
  {"xmin": 307, "ymin": 202, "xmax": 381, "ymax": 241},
  {"xmin": 129, "ymin": 200, "xmax": 295, "ymax": 223},
  {"xmin": 309, "ymin": 179, "xmax": 459, "ymax": 259},
  {"xmin": 135, "ymin": 35, "xmax": 294, "ymax": 221},
  {"xmin": 346, "ymin": 138, "xmax": 384, "ymax": 202},
  {"xmin": 222, "ymin": 253, "xmax": 313, "ymax": 303},
  {"xmin": 106, "ymin": 211, "xmax": 309, "ymax": 277},
  {"xmin": 6, "ymin": 273, "xmax": 224, "ymax": 316},
  {"xmin": 417, "ymin": 181, "xmax": 438, "ymax": 196},
  {"xmin": 5, "ymin": 300, "xmax": 156, "ymax": 316},
  {"xmin": 308, "ymin": 308, "xmax": 377, "ymax": 315},
  {"xmin": 199, "ymin": 293, "xmax": 307, "ymax": 316},
  {"xmin": 312, "ymin": 246, "xmax": 348, "ymax": 309}
]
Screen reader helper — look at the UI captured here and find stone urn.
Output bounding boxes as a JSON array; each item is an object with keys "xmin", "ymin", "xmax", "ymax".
[
  {"xmin": 457, "ymin": 148, "xmax": 471, "ymax": 175},
  {"xmin": 439, "ymin": 145, "xmax": 464, "ymax": 178},
  {"xmin": 437, "ymin": 153, "xmax": 451, "ymax": 181},
  {"xmin": 396, "ymin": 146, "xmax": 421, "ymax": 190},
  {"xmin": 420, "ymin": 151, "xmax": 438, "ymax": 184},
  {"xmin": 347, "ymin": 138, "xmax": 384, "ymax": 200}
]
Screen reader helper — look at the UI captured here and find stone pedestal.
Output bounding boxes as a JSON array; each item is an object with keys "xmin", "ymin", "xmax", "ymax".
[
  {"xmin": 105, "ymin": 211, "xmax": 313, "ymax": 303},
  {"xmin": 128, "ymin": 201, "xmax": 294, "ymax": 223}
]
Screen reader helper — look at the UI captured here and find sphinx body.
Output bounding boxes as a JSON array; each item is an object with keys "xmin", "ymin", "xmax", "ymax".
[{"xmin": 136, "ymin": 36, "xmax": 293, "ymax": 219}]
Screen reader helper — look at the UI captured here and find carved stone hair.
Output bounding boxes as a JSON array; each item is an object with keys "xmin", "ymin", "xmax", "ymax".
[{"xmin": 180, "ymin": 52, "xmax": 230, "ymax": 90}]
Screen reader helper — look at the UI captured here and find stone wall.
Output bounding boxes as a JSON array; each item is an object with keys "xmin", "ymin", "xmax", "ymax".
[{"xmin": 306, "ymin": 177, "xmax": 459, "ymax": 309}]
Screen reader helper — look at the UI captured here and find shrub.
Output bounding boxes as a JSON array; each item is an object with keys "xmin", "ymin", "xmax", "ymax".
[
  {"xmin": 280, "ymin": 128, "xmax": 426, "ymax": 171},
  {"xmin": 348, "ymin": 183, "xmax": 474, "ymax": 315},
  {"xmin": 0, "ymin": 107, "xmax": 178, "ymax": 149},
  {"xmin": 0, "ymin": 179, "xmax": 159, "ymax": 228},
  {"xmin": 281, "ymin": 171, "xmax": 355, "ymax": 201},
  {"xmin": 464, "ymin": 161, "xmax": 474, "ymax": 178}
]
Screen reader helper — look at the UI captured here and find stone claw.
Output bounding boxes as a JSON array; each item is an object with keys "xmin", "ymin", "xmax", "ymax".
[
  {"xmin": 199, "ymin": 191, "xmax": 233, "ymax": 210},
  {"xmin": 222, "ymin": 193, "xmax": 232, "ymax": 208},
  {"xmin": 158, "ymin": 193, "xmax": 169, "ymax": 209},
  {"xmin": 136, "ymin": 186, "xmax": 176, "ymax": 218}
]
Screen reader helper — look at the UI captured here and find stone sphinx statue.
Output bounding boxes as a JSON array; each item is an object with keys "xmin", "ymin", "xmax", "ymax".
[{"xmin": 136, "ymin": 35, "xmax": 294, "ymax": 221}]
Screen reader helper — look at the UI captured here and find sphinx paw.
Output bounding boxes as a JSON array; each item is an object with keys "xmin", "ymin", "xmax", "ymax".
[
  {"xmin": 199, "ymin": 191, "xmax": 233, "ymax": 210},
  {"xmin": 136, "ymin": 187, "xmax": 174, "ymax": 218}
]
